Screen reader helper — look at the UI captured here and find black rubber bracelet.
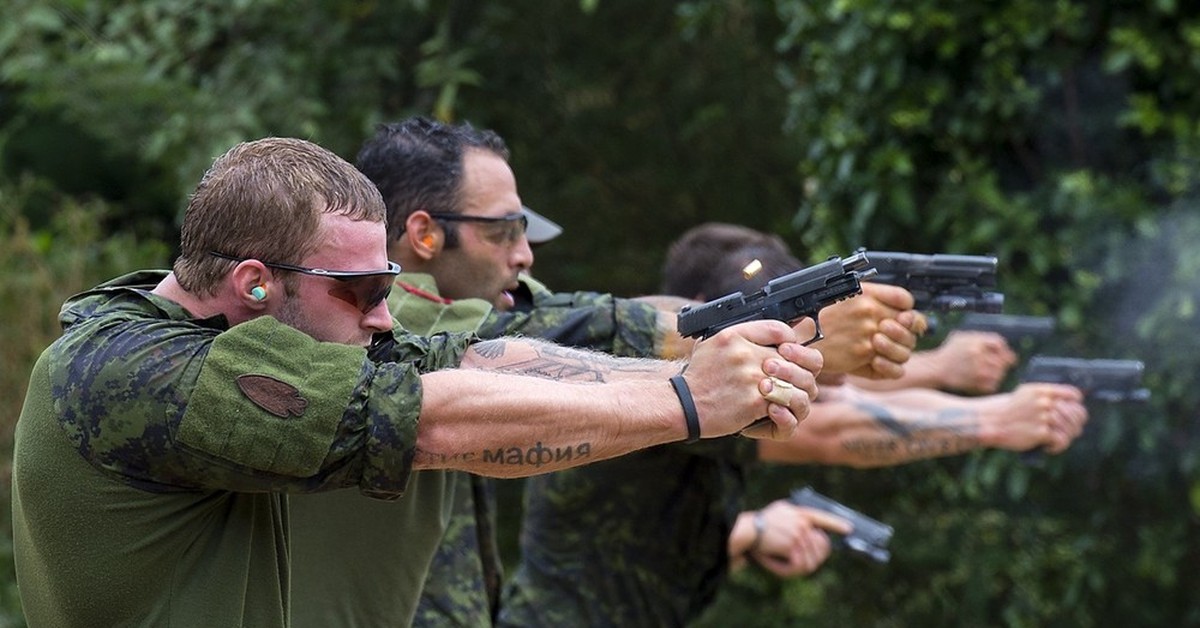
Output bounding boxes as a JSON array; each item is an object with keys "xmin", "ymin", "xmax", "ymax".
[{"xmin": 669, "ymin": 374, "xmax": 701, "ymax": 444}]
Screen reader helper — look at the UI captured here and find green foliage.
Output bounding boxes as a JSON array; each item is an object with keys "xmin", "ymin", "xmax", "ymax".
[
  {"xmin": 445, "ymin": 0, "xmax": 801, "ymax": 295},
  {"xmin": 0, "ymin": 0, "xmax": 467, "ymax": 229},
  {"xmin": 0, "ymin": 175, "xmax": 170, "ymax": 449},
  {"xmin": 1, "ymin": 0, "xmax": 1199, "ymax": 625},
  {"xmin": 0, "ymin": 174, "xmax": 169, "ymax": 625},
  {"xmin": 691, "ymin": 1, "xmax": 1200, "ymax": 626}
]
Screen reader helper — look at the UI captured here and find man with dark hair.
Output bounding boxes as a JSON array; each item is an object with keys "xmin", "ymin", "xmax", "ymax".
[
  {"xmin": 286, "ymin": 118, "xmax": 925, "ymax": 627},
  {"xmin": 499, "ymin": 223, "xmax": 1089, "ymax": 627},
  {"xmin": 670, "ymin": 222, "xmax": 1020, "ymax": 394},
  {"xmin": 11, "ymin": 138, "xmax": 824, "ymax": 628},
  {"xmin": 693, "ymin": 228, "xmax": 1088, "ymax": 466},
  {"xmin": 659, "ymin": 222, "xmax": 792, "ymax": 300}
]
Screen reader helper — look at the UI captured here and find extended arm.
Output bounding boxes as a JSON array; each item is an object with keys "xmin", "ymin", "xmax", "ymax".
[
  {"xmin": 632, "ymin": 294, "xmax": 699, "ymax": 360},
  {"xmin": 415, "ymin": 321, "xmax": 823, "ymax": 477},
  {"xmin": 638, "ymin": 285, "xmax": 925, "ymax": 376},
  {"xmin": 757, "ymin": 382, "xmax": 1087, "ymax": 467},
  {"xmin": 849, "ymin": 330, "xmax": 1017, "ymax": 394}
]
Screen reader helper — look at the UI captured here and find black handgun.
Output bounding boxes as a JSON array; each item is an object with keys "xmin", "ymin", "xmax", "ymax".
[
  {"xmin": 1018, "ymin": 355, "xmax": 1150, "ymax": 464},
  {"xmin": 865, "ymin": 250, "xmax": 1004, "ymax": 313},
  {"xmin": 676, "ymin": 250, "xmax": 877, "ymax": 344},
  {"xmin": 957, "ymin": 313, "xmax": 1056, "ymax": 346},
  {"xmin": 789, "ymin": 486, "xmax": 893, "ymax": 563},
  {"xmin": 1020, "ymin": 356, "xmax": 1150, "ymax": 402}
]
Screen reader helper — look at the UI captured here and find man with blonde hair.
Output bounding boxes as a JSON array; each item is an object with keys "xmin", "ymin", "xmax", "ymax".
[{"xmin": 12, "ymin": 137, "xmax": 823, "ymax": 628}]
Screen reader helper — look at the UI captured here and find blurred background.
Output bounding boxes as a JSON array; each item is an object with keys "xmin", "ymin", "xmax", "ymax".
[{"xmin": 2, "ymin": 0, "xmax": 1198, "ymax": 626}]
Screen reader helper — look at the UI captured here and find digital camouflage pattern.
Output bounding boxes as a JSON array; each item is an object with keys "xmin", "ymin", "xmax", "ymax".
[
  {"xmin": 414, "ymin": 273, "xmax": 664, "ymax": 628},
  {"xmin": 492, "ymin": 275, "xmax": 763, "ymax": 628},
  {"xmin": 495, "ymin": 277, "xmax": 757, "ymax": 627},
  {"xmin": 497, "ymin": 436, "xmax": 758, "ymax": 628},
  {"xmin": 11, "ymin": 270, "xmax": 470, "ymax": 628},
  {"xmin": 478, "ymin": 273, "xmax": 665, "ymax": 360}
]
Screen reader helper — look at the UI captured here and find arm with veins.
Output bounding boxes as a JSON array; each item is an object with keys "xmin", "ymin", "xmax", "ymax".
[{"xmin": 758, "ymin": 382, "xmax": 1088, "ymax": 468}]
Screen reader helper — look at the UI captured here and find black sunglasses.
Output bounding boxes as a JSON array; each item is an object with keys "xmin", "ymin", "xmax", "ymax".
[
  {"xmin": 209, "ymin": 251, "xmax": 400, "ymax": 314},
  {"xmin": 426, "ymin": 211, "xmax": 528, "ymax": 244}
]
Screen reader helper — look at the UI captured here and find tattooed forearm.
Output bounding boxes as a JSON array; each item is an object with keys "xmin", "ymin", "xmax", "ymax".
[
  {"xmin": 468, "ymin": 338, "xmax": 669, "ymax": 382},
  {"xmin": 842, "ymin": 402, "xmax": 984, "ymax": 463},
  {"xmin": 471, "ymin": 339, "xmax": 507, "ymax": 360},
  {"xmin": 843, "ymin": 433, "xmax": 982, "ymax": 461},
  {"xmin": 854, "ymin": 401, "xmax": 914, "ymax": 437},
  {"xmin": 415, "ymin": 441, "xmax": 594, "ymax": 471}
]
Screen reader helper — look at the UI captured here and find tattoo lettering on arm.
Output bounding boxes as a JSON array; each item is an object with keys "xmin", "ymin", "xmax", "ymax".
[
  {"xmin": 415, "ymin": 441, "xmax": 594, "ymax": 470},
  {"xmin": 841, "ymin": 403, "xmax": 983, "ymax": 463},
  {"xmin": 854, "ymin": 401, "xmax": 913, "ymax": 437}
]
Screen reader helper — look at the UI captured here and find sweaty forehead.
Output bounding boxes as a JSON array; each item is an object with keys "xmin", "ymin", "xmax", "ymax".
[{"xmin": 309, "ymin": 213, "xmax": 390, "ymax": 271}]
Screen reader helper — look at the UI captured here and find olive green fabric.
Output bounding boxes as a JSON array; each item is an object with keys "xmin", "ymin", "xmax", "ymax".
[
  {"xmin": 11, "ymin": 271, "xmax": 469, "ymax": 627},
  {"xmin": 416, "ymin": 275, "xmax": 665, "ymax": 628},
  {"xmin": 288, "ymin": 272, "xmax": 663, "ymax": 628},
  {"xmin": 389, "ymin": 273, "xmax": 495, "ymax": 336},
  {"xmin": 494, "ymin": 275, "xmax": 767, "ymax": 628},
  {"xmin": 290, "ymin": 273, "xmax": 494, "ymax": 628},
  {"xmin": 178, "ymin": 316, "xmax": 365, "ymax": 477}
]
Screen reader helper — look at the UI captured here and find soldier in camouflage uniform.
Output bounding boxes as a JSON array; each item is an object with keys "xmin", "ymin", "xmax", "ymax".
[
  {"xmin": 288, "ymin": 118, "xmax": 683, "ymax": 628},
  {"xmin": 289, "ymin": 268, "xmax": 666, "ymax": 627},
  {"xmin": 284, "ymin": 118, "xmax": 927, "ymax": 628},
  {"xmin": 499, "ymin": 224, "xmax": 1090, "ymax": 628},
  {"xmin": 10, "ymin": 137, "xmax": 829, "ymax": 628}
]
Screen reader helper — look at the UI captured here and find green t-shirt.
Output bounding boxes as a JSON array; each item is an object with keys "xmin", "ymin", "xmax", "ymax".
[
  {"xmin": 289, "ymin": 272, "xmax": 493, "ymax": 628},
  {"xmin": 11, "ymin": 271, "xmax": 470, "ymax": 628},
  {"xmin": 288, "ymin": 273, "xmax": 663, "ymax": 628}
]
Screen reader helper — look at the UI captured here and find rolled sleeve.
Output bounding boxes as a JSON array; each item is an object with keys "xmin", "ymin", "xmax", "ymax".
[
  {"xmin": 55, "ymin": 314, "xmax": 470, "ymax": 498},
  {"xmin": 479, "ymin": 291, "xmax": 661, "ymax": 359}
]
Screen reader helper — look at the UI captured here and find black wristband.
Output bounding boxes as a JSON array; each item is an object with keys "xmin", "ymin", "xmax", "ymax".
[{"xmin": 669, "ymin": 374, "xmax": 701, "ymax": 444}]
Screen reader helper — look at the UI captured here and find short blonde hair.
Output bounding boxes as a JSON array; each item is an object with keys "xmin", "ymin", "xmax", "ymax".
[{"xmin": 173, "ymin": 137, "xmax": 386, "ymax": 296}]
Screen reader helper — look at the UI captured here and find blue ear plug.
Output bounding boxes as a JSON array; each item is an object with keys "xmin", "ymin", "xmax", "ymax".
[{"xmin": 250, "ymin": 285, "xmax": 268, "ymax": 301}]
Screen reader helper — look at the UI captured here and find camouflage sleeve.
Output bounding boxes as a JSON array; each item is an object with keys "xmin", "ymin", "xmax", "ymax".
[
  {"xmin": 478, "ymin": 291, "xmax": 661, "ymax": 358},
  {"xmin": 50, "ymin": 315, "xmax": 469, "ymax": 498}
]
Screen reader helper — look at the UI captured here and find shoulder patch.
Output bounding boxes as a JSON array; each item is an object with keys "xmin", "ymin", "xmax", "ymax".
[{"xmin": 236, "ymin": 374, "xmax": 309, "ymax": 418}]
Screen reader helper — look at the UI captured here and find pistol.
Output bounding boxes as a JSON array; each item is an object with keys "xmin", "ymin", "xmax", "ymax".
[
  {"xmin": 1019, "ymin": 355, "xmax": 1150, "ymax": 464},
  {"xmin": 789, "ymin": 487, "xmax": 893, "ymax": 563},
  {"xmin": 676, "ymin": 250, "xmax": 877, "ymax": 344},
  {"xmin": 865, "ymin": 250, "xmax": 1004, "ymax": 313},
  {"xmin": 1020, "ymin": 356, "xmax": 1150, "ymax": 402},
  {"xmin": 957, "ymin": 313, "xmax": 1056, "ymax": 346}
]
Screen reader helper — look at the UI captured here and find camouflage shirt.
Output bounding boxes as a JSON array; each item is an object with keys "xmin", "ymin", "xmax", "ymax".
[
  {"xmin": 11, "ymin": 271, "xmax": 470, "ymax": 628},
  {"xmin": 288, "ymin": 273, "xmax": 663, "ymax": 628},
  {"xmin": 496, "ymin": 435, "xmax": 758, "ymax": 628},
  {"xmin": 496, "ymin": 279, "xmax": 758, "ymax": 627}
]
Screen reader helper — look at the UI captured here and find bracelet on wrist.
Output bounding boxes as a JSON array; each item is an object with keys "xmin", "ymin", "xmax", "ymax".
[
  {"xmin": 746, "ymin": 510, "xmax": 766, "ymax": 555},
  {"xmin": 669, "ymin": 374, "xmax": 701, "ymax": 444}
]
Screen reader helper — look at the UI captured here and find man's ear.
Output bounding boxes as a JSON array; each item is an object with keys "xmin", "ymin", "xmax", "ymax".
[
  {"xmin": 407, "ymin": 211, "xmax": 443, "ymax": 260},
  {"xmin": 230, "ymin": 261, "xmax": 273, "ymax": 311}
]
